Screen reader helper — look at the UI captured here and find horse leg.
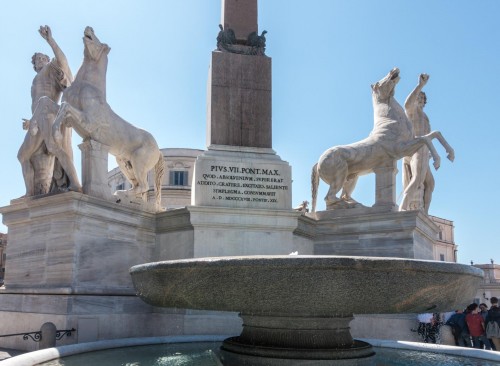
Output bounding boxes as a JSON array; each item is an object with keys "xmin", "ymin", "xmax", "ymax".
[
  {"xmin": 398, "ymin": 137, "xmax": 441, "ymax": 170},
  {"xmin": 128, "ymin": 148, "xmax": 155, "ymax": 201},
  {"xmin": 115, "ymin": 157, "xmax": 138, "ymax": 191},
  {"xmin": 52, "ymin": 103, "xmax": 68, "ymax": 144},
  {"xmin": 425, "ymin": 130, "xmax": 455, "ymax": 162},
  {"xmin": 341, "ymin": 174, "xmax": 359, "ymax": 202},
  {"xmin": 130, "ymin": 166, "xmax": 150, "ymax": 202},
  {"xmin": 53, "ymin": 102, "xmax": 87, "ymax": 144},
  {"xmin": 323, "ymin": 162, "xmax": 348, "ymax": 208}
]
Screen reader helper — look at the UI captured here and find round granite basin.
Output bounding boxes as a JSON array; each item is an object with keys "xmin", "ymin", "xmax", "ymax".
[
  {"xmin": 130, "ymin": 256, "xmax": 483, "ymax": 365},
  {"xmin": 130, "ymin": 255, "xmax": 483, "ymax": 316}
]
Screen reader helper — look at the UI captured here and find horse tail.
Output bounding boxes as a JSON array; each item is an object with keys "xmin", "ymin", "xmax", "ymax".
[
  {"xmin": 311, "ymin": 162, "xmax": 319, "ymax": 213},
  {"xmin": 153, "ymin": 151, "xmax": 165, "ymax": 211}
]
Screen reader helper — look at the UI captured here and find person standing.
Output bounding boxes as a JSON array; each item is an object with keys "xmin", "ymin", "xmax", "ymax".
[
  {"xmin": 486, "ymin": 297, "xmax": 500, "ymax": 350},
  {"xmin": 466, "ymin": 303, "xmax": 491, "ymax": 349},
  {"xmin": 446, "ymin": 309, "xmax": 471, "ymax": 347},
  {"xmin": 480, "ymin": 303, "xmax": 489, "ymax": 320}
]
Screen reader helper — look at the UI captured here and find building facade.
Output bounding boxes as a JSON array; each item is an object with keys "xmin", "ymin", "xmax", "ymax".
[
  {"xmin": 472, "ymin": 262, "xmax": 500, "ymax": 305},
  {"xmin": 108, "ymin": 148, "xmax": 204, "ymax": 210},
  {"xmin": 428, "ymin": 215, "xmax": 458, "ymax": 262}
]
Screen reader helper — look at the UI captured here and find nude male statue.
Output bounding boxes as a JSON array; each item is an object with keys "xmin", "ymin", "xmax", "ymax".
[
  {"xmin": 18, "ymin": 26, "xmax": 82, "ymax": 196},
  {"xmin": 400, "ymin": 74, "xmax": 435, "ymax": 214}
]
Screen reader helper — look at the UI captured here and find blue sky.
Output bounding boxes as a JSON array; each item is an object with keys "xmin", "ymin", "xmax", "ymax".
[{"xmin": 0, "ymin": 1, "xmax": 498, "ymax": 265}]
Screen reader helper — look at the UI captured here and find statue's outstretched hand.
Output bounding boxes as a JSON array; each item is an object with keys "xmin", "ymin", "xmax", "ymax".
[
  {"xmin": 39, "ymin": 25, "xmax": 53, "ymax": 42},
  {"xmin": 419, "ymin": 73, "xmax": 429, "ymax": 86},
  {"xmin": 22, "ymin": 118, "xmax": 30, "ymax": 130}
]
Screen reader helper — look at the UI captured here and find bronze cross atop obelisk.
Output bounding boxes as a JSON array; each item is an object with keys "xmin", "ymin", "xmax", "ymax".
[{"xmin": 222, "ymin": 0, "xmax": 258, "ymax": 43}]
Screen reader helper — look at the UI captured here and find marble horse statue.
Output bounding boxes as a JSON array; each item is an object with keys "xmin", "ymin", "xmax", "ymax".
[
  {"xmin": 53, "ymin": 27, "xmax": 164, "ymax": 211},
  {"xmin": 311, "ymin": 68, "xmax": 454, "ymax": 213}
]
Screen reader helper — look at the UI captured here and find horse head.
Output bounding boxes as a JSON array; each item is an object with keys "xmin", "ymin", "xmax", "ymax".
[
  {"xmin": 371, "ymin": 68, "xmax": 400, "ymax": 103},
  {"xmin": 83, "ymin": 26, "xmax": 111, "ymax": 62}
]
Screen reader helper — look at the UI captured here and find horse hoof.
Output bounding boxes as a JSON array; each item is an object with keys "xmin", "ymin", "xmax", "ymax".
[{"xmin": 69, "ymin": 185, "xmax": 83, "ymax": 193}]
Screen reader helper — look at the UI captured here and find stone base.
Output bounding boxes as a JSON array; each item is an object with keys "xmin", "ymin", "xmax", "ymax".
[
  {"xmin": 192, "ymin": 145, "xmax": 292, "ymax": 210},
  {"xmin": 0, "ymin": 293, "xmax": 241, "ymax": 351},
  {"xmin": 0, "ymin": 192, "xmax": 309, "ymax": 351},
  {"xmin": 311, "ymin": 209, "xmax": 438, "ymax": 259},
  {"xmin": 221, "ymin": 339, "xmax": 375, "ymax": 366},
  {"xmin": 0, "ymin": 192, "xmax": 156, "ymax": 293},
  {"xmin": 155, "ymin": 205, "xmax": 312, "ymax": 258},
  {"xmin": 0, "ymin": 192, "xmax": 240, "ymax": 351},
  {"xmin": 350, "ymin": 314, "xmax": 421, "ymax": 342},
  {"xmin": 220, "ymin": 313, "xmax": 375, "ymax": 366}
]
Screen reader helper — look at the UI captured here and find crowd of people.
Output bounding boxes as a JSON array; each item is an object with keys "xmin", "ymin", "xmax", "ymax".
[{"xmin": 415, "ymin": 296, "xmax": 500, "ymax": 350}]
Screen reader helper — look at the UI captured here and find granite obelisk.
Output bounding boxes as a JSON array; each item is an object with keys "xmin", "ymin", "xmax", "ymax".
[{"xmin": 193, "ymin": 0, "xmax": 292, "ymax": 210}]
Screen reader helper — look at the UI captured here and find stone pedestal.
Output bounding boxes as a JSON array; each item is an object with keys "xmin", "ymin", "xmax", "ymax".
[
  {"xmin": 155, "ymin": 205, "xmax": 312, "ymax": 259},
  {"xmin": 312, "ymin": 209, "xmax": 438, "ymax": 260},
  {"xmin": 192, "ymin": 145, "xmax": 292, "ymax": 210},
  {"xmin": 0, "ymin": 293, "xmax": 240, "ymax": 351},
  {"xmin": 79, "ymin": 140, "xmax": 112, "ymax": 200},
  {"xmin": 0, "ymin": 193, "xmax": 241, "ymax": 351},
  {"xmin": 1, "ymin": 192, "xmax": 155, "ymax": 294},
  {"xmin": 373, "ymin": 160, "xmax": 398, "ymax": 210}
]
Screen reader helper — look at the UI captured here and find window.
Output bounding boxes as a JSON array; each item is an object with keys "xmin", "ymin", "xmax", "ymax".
[
  {"xmin": 170, "ymin": 171, "xmax": 188, "ymax": 186},
  {"xmin": 116, "ymin": 183, "xmax": 125, "ymax": 191},
  {"xmin": 439, "ymin": 254, "xmax": 445, "ymax": 261}
]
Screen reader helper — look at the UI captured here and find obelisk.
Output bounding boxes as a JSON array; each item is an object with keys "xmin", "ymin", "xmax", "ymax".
[
  {"xmin": 221, "ymin": 0, "xmax": 257, "ymax": 44},
  {"xmin": 207, "ymin": 0, "xmax": 271, "ymax": 148},
  {"xmin": 193, "ymin": 0, "xmax": 292, "ymax": 210}
]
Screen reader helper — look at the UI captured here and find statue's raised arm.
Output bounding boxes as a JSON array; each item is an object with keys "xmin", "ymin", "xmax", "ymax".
[
  {"xmin": 38, "ymin": 25, "xmax": 73, "ymax": 92},
  {"xmin": 404, "ymin": 73, "xmax": 428, "ymax": 115}
]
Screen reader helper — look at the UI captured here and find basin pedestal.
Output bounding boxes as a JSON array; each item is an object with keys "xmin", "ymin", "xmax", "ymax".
[
  {"xmin": 130, "ymin": 255, "xmax": 483, "ymax": 365},
  {"xmin": 221, "ymin": 314, "xmax": 374, "ymax": 365}
]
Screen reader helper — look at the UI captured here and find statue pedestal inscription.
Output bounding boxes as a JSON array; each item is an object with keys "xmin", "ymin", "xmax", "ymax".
[{"xmin": 192, "ymin": 145, "xmax": 292, "ymax": 210}]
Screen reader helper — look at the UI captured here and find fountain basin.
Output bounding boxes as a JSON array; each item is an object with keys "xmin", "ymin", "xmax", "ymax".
[
  {"xmin": 130, "ymin": 255, "xmax": 482, "ymax": 315},
  {"xmin": 130, "ymin": 256, "xmax": 483, "ymax": 365}
]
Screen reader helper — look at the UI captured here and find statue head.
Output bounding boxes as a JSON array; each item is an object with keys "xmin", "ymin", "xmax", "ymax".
[
  {"xmin": 32, "ymin": 52, "xmax": 50, "ymax": 72},
  {"xmin": 418, "ymin": 91, "xmax": 427, "ymax": 108},
  {"xmin": 83, "ymin": 26, "xmax": 110, "ymax": 61},
  {"xmin": 371, "ymin": 68, "xmax": 400, "ymax": 102}
]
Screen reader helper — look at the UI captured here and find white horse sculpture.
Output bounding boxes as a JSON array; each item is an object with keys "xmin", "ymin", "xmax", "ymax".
[
  {"xmin": 52, "ymin": 27, "xmax": 164, "ymax": 211},
  {"xmin": 311, "ymin": 68, "xmax": 454, "ymax": 213}
]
